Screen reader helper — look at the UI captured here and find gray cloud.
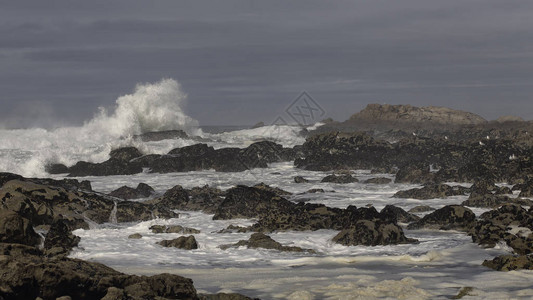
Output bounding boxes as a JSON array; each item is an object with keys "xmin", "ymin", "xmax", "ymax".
[{"xmin": 1, "ymin": 0, "xmax": 532, "ymax": 128}]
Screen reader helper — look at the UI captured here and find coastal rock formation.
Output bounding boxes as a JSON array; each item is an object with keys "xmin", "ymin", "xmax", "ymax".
[
  {"xmin": 333, "ymin": 220, "xmax": 417, "ymax": 246},
  {"xmin": 321, "ymin": 174, "xmax": 359, "ymax": 183},
  {"xmin": 294, "ymin": 176, "xmax": 309, "ymax": 183},
  {"xmin": 393, "ymin": 184, "xmax": 469, "ymax": 200},
  {"xmin": 407, "ymin": 205, "xmax": 475, "ymax": 231},
  {"xmin": 0, "ymin": 210, "xmax": 41, "ymax": 246},
  {"xmin": 109, "ymin": 183, "xmax": 155, "ymax": 200},
  {"xmin": 482, "ymin": 254, "xmax": 533, "ymax": 271},
  {"xmin": 157, "ymin": 235, "xmax": 199, "ymax": 250},
  {"xmin": 0, "ymin": 243, "xmax": 199, "ymax": 300},
  {"xmin": 348, "ymin": 104, "xmax": 487, "ymax": 126},
  {"xmin": 380, "ymin": 205, "xmax": 420, "ymax": 223},
  {"xmin": 364, "ymin": 177, "xmax": 392, "ymax": 184},
  {"xmin": 150, "ymin": 225, "xmax": 200, "ymax": 234},
  {"xmin": 220, "ymin": 233, "xmax": 315, "ymax": 253}
]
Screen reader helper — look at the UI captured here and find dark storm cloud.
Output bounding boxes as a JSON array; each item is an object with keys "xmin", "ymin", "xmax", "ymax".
[{"xmin": 1, "ymin": 0, "xmax": 532, "ymax": 128}]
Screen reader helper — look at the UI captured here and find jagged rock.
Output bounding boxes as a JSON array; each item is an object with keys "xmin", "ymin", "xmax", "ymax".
[
  {"xmin": 0, "ymin": 210, "xmax": 41, "ymax": 246},
  {"xmin": 407, "ymin": 205, "xmax": 475, "ymax": 231},
  {"xmin": 380, "ymin": 205, "xmax": 420, "ymax": 223},
  {"xmin": 408, "ymin": 205, "xmax": 435, "ymax": 213},
  {"xmin": 220, "ymin": 233, "xmax": 315, "ymax": 253},
  {"xmin": 364, "ymin": 177, "xmax": 392, "ymax": 184},
  {"xmin": 148, "ymin": 185, "xmax": 225, "ymax": 214},
  {"xmin": 110, "ymin": 147, "xmax": 144, "ymax": 162},
  {"xmin": 332, "ymin": 220, "xmax": 417, "ymax": 246},
  {"xmin": 109, "ymin": 183, "xmax": 155, "ymax": 200},
  {"xmin": 128, "ymin": 233, "xmax": 143, "ymax": 239},
  {"xmin": 0, "ymin": 178, "xmax": 177, "ymax": 230},
  {"xmin": 393, "ymin": 184, "xmax": 468, "ymax": 200},
  {"xmin": 45, "ymin": 163, "xmax": 69, "ymax": 174},
  {"xmin": 43, "ymin": 219, "xmax": 80, "ymax": 257},
  {"xmin": 294, "ymin": 176, "xmax": 309, "ymax": 183},
  {"xmin": 321, "ymin": 174, "xmax": 358, "ymax": 184},
  {"xmin": 157, "ymin": 235, "xmax": 198, "ymax": 250},
  {"xmin": 519, "ymin": 178, "xmax": 533, "ymax": 197},
  {"xmin": 150, "ymin": 225, "xmax": 200, "ymax": 234},
  {"xmin": 0, "ymin": 243, "xmax": 198, "ymax": 300},
  {"xmin": 482, "ymin": 254, "xmax": 533, "ymax": 271}
]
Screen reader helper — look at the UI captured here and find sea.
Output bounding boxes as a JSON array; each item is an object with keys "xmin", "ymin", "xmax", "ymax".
[{"xmin": 1, "ymin": 80, "xmax": 532, "ymax": 299}]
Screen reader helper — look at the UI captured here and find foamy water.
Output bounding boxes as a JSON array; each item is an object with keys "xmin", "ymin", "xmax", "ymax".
[{"xmin": 2, "ymin": 79, "xmax": 532, "ymax": 299}]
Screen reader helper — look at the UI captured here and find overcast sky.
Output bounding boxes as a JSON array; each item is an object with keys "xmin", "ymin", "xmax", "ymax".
[{"xmin": 1, "ymin": 0, "xmax": 532, "ymax": 128}]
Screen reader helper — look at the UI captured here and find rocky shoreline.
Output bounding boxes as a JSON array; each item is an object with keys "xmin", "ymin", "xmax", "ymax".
[{"xmin": 2, "ymin": 104, "xmax": 532, "ymax": 298}]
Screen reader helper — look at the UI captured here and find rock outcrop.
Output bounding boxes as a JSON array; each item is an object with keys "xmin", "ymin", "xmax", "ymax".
[
  {"xmin": 393, "ymin": 184, "xmax": 469, "ymax": 200},
  {"xmin": 220, "ymin": 233, "xmax": 315, "ymax": 253},
  {"xmin": 109, "ymin": 183, "xmax": 155, "ymax": 200},
  {"xmin": 333, "ymin": 220, "xmax": 417, "ymax": 246},
  {"xmin": 157, "ymin": 235, "xmax": 199, "ymax": 250},
  {"xmin": 407, "ymin": 205, "xmax": 475, "ymax": 231}
]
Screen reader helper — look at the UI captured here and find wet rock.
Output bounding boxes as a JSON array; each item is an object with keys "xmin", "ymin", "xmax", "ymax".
[
  {"xmin": 108, "ymin": 183, "xmax": 155, "ymax": 200},
  {"xmin": 306, "ymin": 188, "xmax": 325, "ymax": 193},
  {"xmin": 408, "ymin": 205, "xmax": 435, "ymax": 213},
  {"xmin": 407, "ymin": 205, "xmax": 475, "ymax": 231},
  {"xmin": 380, "ymin": 205, "xmax": 420, "ymax": 223},
  {"xmin": 43, "ymin": 219, "xmax": 80, "ymax": 257},
  {"xmin": 482, "ymin": 254, "xmax": 533, "ymax": 271},
  {"xmin": 128, "ymin": 233, "xmax": 142, "ymax": 239},
  {"xmin": 217, "ymin": 225, "xmax": 250, "ymax": 233},
  {"xmin": 109, "ymin": 147, "xmax": 144, "ymax": 162},
  {"xmin": 220, "ymin": 233, "xmax": 315, "ymax": 253},
  {"xmin": 461, "ymin": 194, "xmax": 533, "ymax": 208},
  {"xmin": 0, "ymin": 210, "xmax": 41, "ymax": 246},
  {"xmin": 157, "ymin": 235, "xmax": 198, "ymax": 250},
  {"xmin": 45, "ymin": 163, "xmax": 69, "ymax": 174},
  {"xmin": 294, "ymin": 176, "xmax": 309, "ymax": 183},
  {"xmin": 149, "ymin": 185, "xmax": 226, "ymax": 214},
  {"xmin": 393, "ymin": 184, "xmax": 468, "ymax": 200},
  {"xmin": 518, "ymin": 178, "xmax": 533, "ymax": 197},
  {"xmin": 116, "ymin": 201, "xmax": 178, "ymax": 223},
  {"xmin": 321, "ymin": 174, "xmax": 358, "ymax": 184},
  {"xmin": 67, "ymin": 160, "xmax": 143, "ymax": 177},
  {"xmin": 0, "ymin": 243, "xmax": 199, "ymax": 300},
  {"xmin": 364, "ymin": 177, "xmax": 392, "ymax": 184},
  {"xmin": 150, "ymin": 225, "xmax": 200, "ymax": 234},
  {"xmin": 332, "ymin": 220, "xmax": 417, "ymax": 246}
]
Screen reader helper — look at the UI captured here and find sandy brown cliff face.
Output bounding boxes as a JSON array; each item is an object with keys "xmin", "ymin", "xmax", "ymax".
[{"xmin": 349, "ymin": 104, "xmax": 487, "ymax": 126}]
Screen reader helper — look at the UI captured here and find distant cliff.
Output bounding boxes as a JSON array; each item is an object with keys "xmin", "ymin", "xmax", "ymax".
[{"xmin": 349, "ymin": 104, "xmax": 487, "ymax": 126}]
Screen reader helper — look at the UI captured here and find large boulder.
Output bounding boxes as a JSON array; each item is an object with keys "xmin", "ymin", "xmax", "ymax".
[
  {"xmin": 0, "ymin": 210, "xmax": 41, "ymax": 246},
  {"xmin": 321, "ymin": 174, "xmax": 359, "ymax": 184},
  {"xmin": 380, "ymin": 205, "xmax": 420, "ymax": 223},
  {"xmin": 220, "ymin": 233, "xmax": 315, "ymax": 253},
  {"xmin": 332, "ymin": 220, "xmax": 417, "ymax": 246},
  {"xmin": 407, "ymin": 205, "xmax": 475, "ymax": 231},
  {"xmin": 157, "ymin": 236, "xmax": 199, "ymax": 250},
  {"xmin": 394, "ymin": 163, "xmax": 434, "ymax": 184},
  {"xmin": 0, "ymin": 243, "xmax": 199, "ymax": 300},
  {"xmin": 108, "ymin": 183, "xmax": 155, "ymax": 200}
]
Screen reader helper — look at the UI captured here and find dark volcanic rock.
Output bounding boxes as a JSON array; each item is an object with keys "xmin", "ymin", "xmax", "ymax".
[
  {"xmin": 0, "ymin": 243, "xmax": 199, "ymax": 300},
  {"xmin": 332, "ymin": 220, "xmax": 417, "ymax": 246},
  {"xmin": 407, "ymin": 205, "xmax": 475, "ymax": 231},
  {"xmin": 157, "ymin": 235, "xmax": 199, "ymax": 250},
  {"xmin": 128, "ymin": 233, "xmax": 143, "ymax": 239},
  {"xmin": 220, "ymin": 233, "xmax": 315, "ymax": 253},
  {"xmin": 380, "ymin": 205, "xmax": 420, "ymax": 223},
  {"xmin": 0, "ymin": 210, "xmax": 41, "ymax": 246},
  {"xmin": 294, "ymin": 176, "xmax": 309, "ymax": 183},
  {"xmin": 461, "ymin": 194, "xmax": 533, "ymax": 208},
  {"xmin": 393, "ymin": 184, "xmax": 469, "ymax": 200},
  {"xmin": 109, "ymin": 147, "xmax": 144, "ymax": 162},
  {"xmin": 252, "ymin": 182, "xmax": 292, "ymax": 196},
  {"xmin": 43, "ymin": 219, "xmax": 80, "ymax": 257},
  {"xmin": 150, "ymin": 225, "xmax": 200, "ymax": 234},
  {"xmin": 321, "ymin": 174, "xmax": 358, "ymax": 183},
  {"xmin": 148, "ymin": 185, "xmax": 225, "ymax": 214},
  {"xmin": 45, "ymin": 163, "xmax": 69, "ymax": 174},
  {"xmin": 518, "ymin": 178, "xmax": 533, "ymax": 197},
  {"xmin": 482, "ymin": 254, "xmax": 533, "ymax": 271},
  {"xmin": 109, "ymin": 183, "xmax": 155, "ymax": 200},
  {"xmin": 364, "ymin": 177, "xmax": 392, "ymax": 184}
]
